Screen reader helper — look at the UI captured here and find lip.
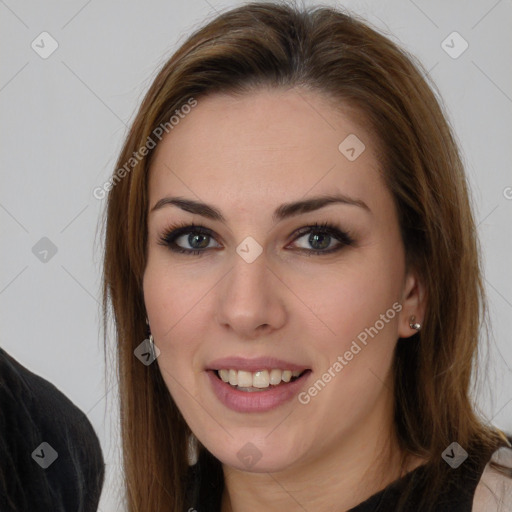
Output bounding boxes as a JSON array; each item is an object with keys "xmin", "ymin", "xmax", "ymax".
[
  {"xmin": 207, "ymin": 356, "xmax": 309, "ymax": 373},
  {"xmin": 206, "ymin": 368, "xmax": 312, "ymax": 413}
]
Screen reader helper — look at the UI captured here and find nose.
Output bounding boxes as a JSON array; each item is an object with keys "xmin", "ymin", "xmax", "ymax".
[{"xmin": 214, "ymin": 250, "xmax": 287, "ymax": 340}]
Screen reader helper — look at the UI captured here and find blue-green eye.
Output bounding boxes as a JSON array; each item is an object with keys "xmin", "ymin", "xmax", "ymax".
[
  {"xmin": 157, "ymin": 221, "xmax": 355, "ymax": 256},
  {"xmin": 158, "ymin": 223, "xmax": 219, "ymax": 255},
  {"xmin": 290, "ymin": 223, "xmax": 354, "ymax": 254}
]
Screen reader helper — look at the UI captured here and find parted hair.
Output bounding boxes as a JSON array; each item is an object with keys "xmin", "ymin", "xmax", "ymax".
[{"xmin": 101, "ymin": 2, "xmax": 512, "ymax": 510}]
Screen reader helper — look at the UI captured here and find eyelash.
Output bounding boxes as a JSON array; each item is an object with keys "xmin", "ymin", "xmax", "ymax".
[{"xmin": 157, "ymin": 220, "xmax": 355, "ymax": 257}]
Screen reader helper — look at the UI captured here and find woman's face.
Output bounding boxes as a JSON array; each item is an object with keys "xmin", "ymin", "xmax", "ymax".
[{"xmin": 143, "ymin": 87, "xmax": 423, "ymax": 473}]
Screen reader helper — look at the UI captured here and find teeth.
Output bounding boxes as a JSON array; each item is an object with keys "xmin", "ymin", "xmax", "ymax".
[
  {"xmin": 237, "ymin": 370, "xmax": 253, "ymax": 388},
  {"xmin": 216, "ymin": 368, "xmax": 304, "ymax": 389},
  {"xmin": 253, "ymin": 370, "xmax": 269, "ymax": 388},
  {"xmin": 269, "ymin": 369, "xmax": 282, "ymax": 385}
]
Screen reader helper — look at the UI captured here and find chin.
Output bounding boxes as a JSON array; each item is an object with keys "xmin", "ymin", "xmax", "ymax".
[{"xmin": 205, "ymin": 434, "xmax": 306, "ymax": 474}]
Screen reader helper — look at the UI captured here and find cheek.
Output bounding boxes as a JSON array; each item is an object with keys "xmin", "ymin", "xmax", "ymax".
[
  {"xmin": 296, "ymin": 264, "xmax": 402, "ymax": 433},
  {"xmin": 292, "ymin": 252, "xmax": 403, "ymax": 401},
  {"xmin": 143, "ymin": 253, "xmax": 212, "ymax": 337},
  {"xmin": 142, "ymin": 262, "xmax": 206, "ymax": 384},
  {"xmin": 299, "ymin": 256, "xmax": 401, "ymax": 341},
  {"xmin": 143, "ymin": 272, "xmax": 215, "ymax": 441}
]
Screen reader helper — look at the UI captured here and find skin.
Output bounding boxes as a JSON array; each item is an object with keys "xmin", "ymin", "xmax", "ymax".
[{"xmin": 143, "ymin": 87, "xmax": 427, "ymax": 512}]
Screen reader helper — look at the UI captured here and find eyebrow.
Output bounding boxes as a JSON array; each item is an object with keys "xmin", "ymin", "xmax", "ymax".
[{"xmin": 150, "ymin": 193, "xmax": 371, "ymax": 223}]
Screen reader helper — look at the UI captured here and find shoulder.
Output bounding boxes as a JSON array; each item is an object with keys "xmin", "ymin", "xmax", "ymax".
[
  {"xmin": 472, "ymin": 439, "xmax": 512, "ymax": 512},
  {"xmin": 0, "ymin": 346, "xmax": 105, "ymax": 511},
  {"xmin": 0, "ymin": 346, "xmax": 92, "ymax": 427}
]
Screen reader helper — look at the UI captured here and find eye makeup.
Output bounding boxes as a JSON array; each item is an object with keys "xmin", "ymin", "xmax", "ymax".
[{"xmin": 156, "ymin": 220, "xmax": 356, "ymax": 257}]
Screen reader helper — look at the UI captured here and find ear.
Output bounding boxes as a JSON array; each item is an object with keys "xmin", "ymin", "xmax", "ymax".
[{"xmin": 397, "ymin": 269, "xmax": 426, "ymax": 339}]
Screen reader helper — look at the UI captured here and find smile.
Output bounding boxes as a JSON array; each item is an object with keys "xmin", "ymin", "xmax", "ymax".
[
  {"xmin": 216, "ymin": 368, "xmax": 305, "ymax": 391},
  {"xmin": 206, "ymin": 357, "xmax": 312, "ymax": 412}
]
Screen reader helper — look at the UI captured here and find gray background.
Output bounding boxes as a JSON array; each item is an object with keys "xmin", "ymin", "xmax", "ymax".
[{"xmin": 1, "ymin": 0, "xmax": 511, "ymax": 510}]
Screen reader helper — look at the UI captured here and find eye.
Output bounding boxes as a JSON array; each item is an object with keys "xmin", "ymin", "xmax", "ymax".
[
  {"xmin": 157, "ymin": 221, "xmax": 355, "ymax": 256},
  {"xmin": 157, "ymin": 222, "xmax": 221, "ymax": 255},
  {"xmin": 289, "ymin": 222, "xmax": 355, "ymax": 255}
]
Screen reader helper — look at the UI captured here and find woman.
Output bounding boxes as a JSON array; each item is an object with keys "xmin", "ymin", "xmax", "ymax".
[{"xmin": 101, "ymin": 2, "xmax": 512, "ymax": 511}]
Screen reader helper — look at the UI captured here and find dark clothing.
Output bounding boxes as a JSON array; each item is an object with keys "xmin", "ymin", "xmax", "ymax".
[
  {"xmin": 0, "ymin": 347, "xmax": 105, "ymax": 511},
  {"xmin": 347, "ymin": 448, "xmax": 494, "ymax": 512},
  {"xmin": 186, "ymin": 434, "xmax": 512, "ymax": 512}
]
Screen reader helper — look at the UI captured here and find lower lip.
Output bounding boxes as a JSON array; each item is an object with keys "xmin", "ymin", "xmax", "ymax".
[{"xmin": 206, "ymin": 370, "xmax": 311, "ymax": 413}]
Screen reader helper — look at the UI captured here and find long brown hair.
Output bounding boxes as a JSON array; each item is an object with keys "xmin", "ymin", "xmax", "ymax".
[{"xmin": 100, "ymin": 2, "xmax": 512, "ymax": 510}]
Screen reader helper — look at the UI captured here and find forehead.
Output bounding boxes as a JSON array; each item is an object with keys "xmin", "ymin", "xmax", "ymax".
[{"xmin": 148, "ymin": 87, "xmax": 384, "ymax": 213}]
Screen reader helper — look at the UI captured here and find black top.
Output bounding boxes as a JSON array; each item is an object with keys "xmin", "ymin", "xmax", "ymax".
[
  {"xmin": 186, "ymin": 433, "xmax": 512, "ymax": 512},
  {"xmin": 0, "ymin": 347, "xmax": 105, "ymax": 511}
]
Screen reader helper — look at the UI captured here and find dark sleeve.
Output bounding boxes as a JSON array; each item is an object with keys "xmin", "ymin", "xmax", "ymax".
[{"xmin": 0, "ymin": 346, "xmax": 105, "ymax": 512}]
